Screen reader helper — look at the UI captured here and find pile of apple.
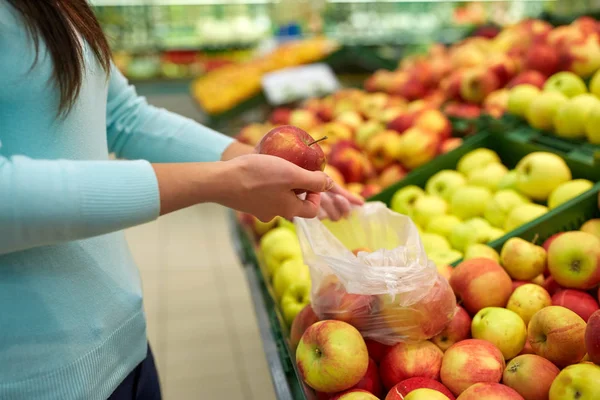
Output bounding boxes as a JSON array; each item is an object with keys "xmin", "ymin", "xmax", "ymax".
[
  {"xmin": 290, "ymin": 218, "xmax": 600, "ymax": 400},
  {"xmin": 365, "ymin": 17, "xmax": 600, "ymax": 122},
  {"xmin": 507, "ymin": 69, "xmax": 600, "ymax": 144},
  {"xmin": 389, "ymin": 146, "xmax": 595, "ymax": 266},
  {"xmin": 236, "ymin": 88, "xmax": 460, "ymax": 199}
]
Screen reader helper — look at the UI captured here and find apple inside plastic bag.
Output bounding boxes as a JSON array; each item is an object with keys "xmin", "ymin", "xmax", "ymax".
[{"xmin": 294, "ymin": 201, "xmax": 456, "ymax": 345}]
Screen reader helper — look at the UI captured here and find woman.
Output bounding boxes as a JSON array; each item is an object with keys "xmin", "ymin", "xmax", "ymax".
[{"xmin": 0, "ymin": 2, "xmax": 362, "ymax": 399}]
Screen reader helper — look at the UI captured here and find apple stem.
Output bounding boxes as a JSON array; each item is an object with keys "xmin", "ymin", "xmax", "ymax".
[
  {"xmin": 308, "ymin": 136, "xmax": 328, "ymax": 147},
  {"xmin": 532, "ymin": 233, "xmax": 539, "ymax": 245}
]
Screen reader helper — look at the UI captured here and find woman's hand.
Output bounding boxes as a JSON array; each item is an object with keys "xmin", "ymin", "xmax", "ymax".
[
  {"xmin": 318, "ymin": 183, "xmax": 364, "ymax": 221},
  {"xmin": 217, "ymin": 154, "xmax": 334, "ymax": 222}
]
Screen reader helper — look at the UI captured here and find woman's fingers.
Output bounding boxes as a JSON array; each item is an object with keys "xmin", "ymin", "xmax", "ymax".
[
  {"xmin": 289, "ymin": 169, "xmax": 334, "ymax": 193},
  {"xmin": 293, "ymin": 191, "xmax": 322, "ymax": 219},
  {"xmin": 328, "ymin": 183, "xmax": 364, "ymax": 206},
  {"xmin": 319, "ymin": 192, "xmax": 342, "ymax": 221}
]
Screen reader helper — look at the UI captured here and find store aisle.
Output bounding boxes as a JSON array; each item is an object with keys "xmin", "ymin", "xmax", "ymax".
[{"xmin": 125, "ymin": 204, "xmax": 277, "ymax": 400}]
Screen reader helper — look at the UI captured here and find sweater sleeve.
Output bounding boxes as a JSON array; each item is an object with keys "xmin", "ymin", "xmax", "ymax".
[
  {"xmin": 0, "ymin": 155, "xmax": 160, "ymax": 255},
  {"xmin": 106, "ymin": 63, "xmax": 235, "ymax": 163}
]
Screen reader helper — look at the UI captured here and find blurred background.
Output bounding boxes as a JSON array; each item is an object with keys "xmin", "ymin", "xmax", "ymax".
[{"xmin": 90, "ymin": 0, "xmax": 600, "ymax": 399}]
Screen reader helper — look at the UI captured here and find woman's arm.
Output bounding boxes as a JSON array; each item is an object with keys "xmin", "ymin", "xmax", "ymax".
[
  {"xmin": 0, "ymin": 153, "xmax": 331, "ymax": 255},
  {"xmin": 106, "ymin": 63, "xmax": 236, "ymax": 163}
]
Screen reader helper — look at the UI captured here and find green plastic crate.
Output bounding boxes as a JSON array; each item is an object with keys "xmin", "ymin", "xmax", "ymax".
[
  {"xmin": 369, "ymin": 130, "xmax": 600, "ymax": 261},
  {"xmin": 487, "ymin": 182, "xmax": 600, "ymax": 251}
]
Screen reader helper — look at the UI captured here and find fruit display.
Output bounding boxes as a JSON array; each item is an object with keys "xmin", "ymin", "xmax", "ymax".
[
  {"xmin": 364, "ymin": 17, "xmax": 600, "ymax": 122},
  {"xmin": 507, "ymin": 69, "xmax": 600, "ymax": 145},
  {"xmin": 191, "ymin": 38, "xmax": 339, "ymax": 114},
  {"xmin": 386, "ymin": 145, "xmax": 595, "ymax": 267},
  {"xmin": 236, "ymin": 88, "xmax": 459, "ymax": 199}
]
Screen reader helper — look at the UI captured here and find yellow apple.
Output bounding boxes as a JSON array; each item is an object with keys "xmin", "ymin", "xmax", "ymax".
[
  {"xmin": 500, "ymin": 237, "xmax": 547, "ymax": 280},
  {"xmin": 548, "ymin": 179, "xmax": 594, "ymax": 209},
  {"xmin": 464, "ymin": 244, "xmax": 500, "ymax": 263},
  {"xmin": 405, "ymin": 388, "xmax": 450, "ymax": 400},
  {"xmin": 390, "ymin": 185, "xmax": 425, "ymax": 216},
  {"xmin": 456, "ymin": 148, "xmax": 501, "ymax": 176},
  {"xmin": 450, "ymin": 186, "xmax": 493, "ymax": 220},
  {"xmin": 426, "ymin": 215, "xmax": 463, "ymax": 238},
  {"xmin": 549, "ymin": 363, "xmax": 600, "ymax": 400},
  {"xmin": 425, "ymin": 170, "xmax": 468, "ymax": 201},
  {"xmin": 554, "ymin": 94, "xmax": 600, "ymax": 139},
  {"xmin": 526, "ymin": 91, "xmax": 568, "ymax": 131},
  {"xmin": 504, "ymin": 204, "xmax": 548, "ymax": 232},
  {"xmin": 507, "ymin": 84, "xmax": 541, "ymax": 118},
  {"xmin": 467, "ymin": 163, "xmax": 509, "ymax": 192},
  {"xmin": 515, "ymin": 152, "xmax": 572, "ymax": 201},
  {"xmin": 272, "ymin": 259, "xmax": 310, "ymax": 300},
  {"xmin": 412, "ymin": 195, "xmax": 449, "ymax": 228},
  {"xmin": 471, "ymin": 307, "xmax": 527, "ymax": 360},
  {"xmin": 584, "ymin": 101, "xmax": 600, "ymax": 144},
  {"xmin": 544, "ymin": 71, "xmax": 587, "ymax": 98},
  {"xmin": 507, "ymin": 283, "xmax": 552, "ymax": 325},
  {"xmin": 484, "ymin": 189, "xmax": 530, "ymax": 228},
  {"xmin": 421, "ymin": 232, "xmax": 452, "ymax": 254}
]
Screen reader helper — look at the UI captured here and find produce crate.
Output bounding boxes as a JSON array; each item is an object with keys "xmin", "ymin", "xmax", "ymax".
[
  {"xmin": 488, "ymin": 182, "xmax": 600, "ymax": 251},
  {"xmin": 369, "ymin": 130, "xmax": 600, "ymax": 261},
  {"xmin": 485, "ymin": 114, "xmax": 600, "ymax": 165}
]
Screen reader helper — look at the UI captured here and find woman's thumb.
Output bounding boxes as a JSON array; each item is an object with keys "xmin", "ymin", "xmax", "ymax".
[{"xmin": 293, "ymin": 170, "xmax": 334, "ymax": 193}]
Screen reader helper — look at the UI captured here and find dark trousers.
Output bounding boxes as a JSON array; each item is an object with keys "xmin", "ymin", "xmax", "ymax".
[{"xmin": 108, "ymin": 345, "xmax": 162, "ymax": 400}]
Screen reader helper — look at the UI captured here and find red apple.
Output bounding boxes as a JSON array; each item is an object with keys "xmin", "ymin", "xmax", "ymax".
[
  {"xmin": 387, "ymin": 112, "xmax": 418, "ymax": 134},
  {"xmin": 414, "ymin": 109, "xmax": 452, "ymax": 140},
  {"xmin": 365, "ymin": 339, "xmax": 392, "ymax": 364},
  {"xmin": 518, "ymin": 340, "xmax": 535, "ymax": 356},
  {"xmin": 585, "ymin": 309, "xmax": 600, "ymax": 365},
  {"xmin": 365, "ymin": 130, "xmax": 403, "ymax": 172},
  {"xmin": 449, "ymin": 258, "xmax": 513, "ymax": 315},
  {"xmin": 503, "ymin": 354, "xmax": 560, "ymax": 400},
  {"xmin": 547, "ymin": 231, "xmax": 600, "ymax": 290},
  {"xmin": 511, "ymin": 281, "xmax": 528, "ymax": 292},
  {"xmin": 432, "ymin": 306, "xmax": 471, "ymax": 351},
  {"xmin": 487, "ymin": 54, "xmax": 519, "ymax": 87},
  {"xmin": 350, "ymin": 358, "xmax": 383, "ymax": 397},
  {"xmin": 270, "ymin": 107, "xmax": 292, "ymax": 125},
  {"xmin": 290, "ymin": 304, "xmax": 320, "ymax": 350},
  {"xmin": 440, "ymin": 339, "xmax": 505, "ymax": 396},
  {"xmin": 527, "ymin": 306, "xmax": 587, "ymax": 368},
  {"xmin": 506, "ymin": 70, "xmax": 546, "ymax": 89},
  {"xmin": 460, "ymin": 67, "xmax": 500, "ymax": 104},
  {"xmin": 397, "ymin": 127, "xmax": 441, "ymax": 170},
  {"xmin": 328, "ymin": 141, "xmax": 375, "ymax": 184},
  {"xmin": 296, "ymin": 320, "xmax": 369, "ymax": 393},
  {"xmin": 314, "ymin": 276, "xmax": 375, "ymax": 331},
  {"xmin": 543, "ymin": 276, "xmax": 563, "ymax": 296},
  {"xmin": 456, "ymin": 382, "xmax": 524, "ymax": 400},
  {"xmin": 385, "ymin": 378, "xmax": 455, "ymax": 400},
  {"xmin": 256, "ymin": 125, "xmax": 326, "ymax": 172},
  {"xmin": 378, "ymin": 278, "xmax": 457, "ymax": 342},
  {"xmin": 543, "ymin": 232, "xmax": 564, "ymax": 251},
  {"xmin": 524, "ymin": 44, "xmax": 560, "ymax": 77},
  {"xmin": 332, "ymin": 389, "xmax": 379, "ymax": 400},
  {"xmin": 378, "ymin": 164, "xmax": 407, "ymax": 188},
  {"xmin": 380, "ymin": 341, "xmax": 444, "ymax": 389},
  {"xmin": 443, "ymin": 102, "xmax": 482, "ymax": 121},
  {"xmin": 360, "ymin": 184, "xmax": 382, "ymax": 199},
  {"xmin": 552, "ymin": 289, "xmax": 600, "ymax": 322}
]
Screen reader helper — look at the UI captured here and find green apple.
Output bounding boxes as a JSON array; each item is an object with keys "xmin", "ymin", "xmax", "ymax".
[
  {"xmin": 281, "ymin": 281, "xmax": 311, "ymax": 326},
  {"xmin": 464, "ymin": 244, "xmax": 500, "ymax": 263},
  {"xmin": 421, "ymin": 232, "xmax": 451, "ymax": 255},
  {"xmin": 450, "ymin": 220, "xmax": 492, "ymax": 252},
  {"xmin": 464, "ymin": 217, "xmax": 492, "ymax": 231},
  {"xmin": 456, "ymin": 148, "xmax": 501, "ymax": 176},
  {"xmin": 544, "ymin": 71, "xmax": 588, "ymax": 98},
  {"xmin": 467, "ymin": 163, "xmax": 509, "ymax": 192},
  {"xmin": 497, "ymin": 169, "xmax": 518, "ymax": 191},
  {"xmin": 273, "ymin": 259, "xmax": 311, "ymax": 300},
  {"xmin": 278, "ymin": 217, "xmax": 297, "ymax": 233},
  {"xmin": 429, "ymin": 249, "xmax": 463, "ymax": 266},
  {"xmin": 584, "ymin": 101, "xmax": 600, "ymax": 144},
  {"xmin": 548, "ymin": 179, "xmax": 594, "ymax": 209},
  {"xmin": 553, "ymin": 94, "xmax": 600, "ymax": 139},
  {"xmin": 589, "ymin": 68, "xmax": 600, "ymax": 98},
  {"xmin": 254, "ymin": 217, "xmax": 280, "ymax": 236},
  {"xmin": 472, "ymin": 307, "xmax": 527, "ymax": 360},
  {"xmin": 426, "ymin": 214, "xmax": 462, "ymax": 238},
  {"xmin": 260, "ymin": 227, "xmax": 303, "ymax": 277},
  {"xmin": 450, "ymin": 185, "xmax": 493, "ymax": 220},
  {"xmin": 515, "ymin": 152, "xmax": 572, "ymax": 201},
  {"xmin": 296, "ymin": 320, "xmax": 369, "ymax": 393},
  {"xmin": 549, "ymin": 363, "xmax": 600, "ymax": 400},
  {"xmin": 500, "ymin": 237, "xmax": 547, "ymax": 280},
  {"xmin": 425, "ymin": 170, "xmax": 468, "ymax": 201},
  {"xmin": 504, "ymin": 203, "xmax": 548, "ymax": 232},
  {"xmin": 547, "ymin": 231, "xmax": 600, "ymax": 289},
  {"xmin": 412, "ymin": 195, "xmax": 448, "ymax": 228},
  {"xmin": 507, "ymin": 84, "xmax": 541, "ymax": 118},
  {"xmin": 487, "ymin": 227, "xmax": 506, "ymax": 241},
  {"xmin": 506, "ymin": 283, "xmax": 552, "ymax": 326},
  {"xmin": 390, "ymin": 185, "xmax": 425, "ymax": 216},
  {"xmin": 526, "ymin": 91, "xmax": 568, "ymax": 131},
  {"xmin": 484, "ymin": 189, "xmax": 530, "ymax": 228}
]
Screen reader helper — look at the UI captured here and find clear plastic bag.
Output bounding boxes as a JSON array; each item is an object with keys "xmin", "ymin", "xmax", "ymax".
[{"xmin": 294, "ymin": 201, "xmax": 456, "ymax": 345}]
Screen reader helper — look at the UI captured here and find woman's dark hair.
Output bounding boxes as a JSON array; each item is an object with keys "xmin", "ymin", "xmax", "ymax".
[{"xmin": 7, "ymin": 1, "xmax": 111, "ymax": 115}]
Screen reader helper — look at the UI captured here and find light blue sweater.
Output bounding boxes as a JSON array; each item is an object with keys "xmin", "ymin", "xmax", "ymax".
[{"xmin": 0, "ymin": 3, "xmax": 234, "ymax": 399}]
